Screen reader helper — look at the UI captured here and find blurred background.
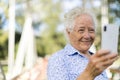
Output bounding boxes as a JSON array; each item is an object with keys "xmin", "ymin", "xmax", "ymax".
[{"xmin": 0, "ymin": 0, "xmax": 120, "ymax": 80}]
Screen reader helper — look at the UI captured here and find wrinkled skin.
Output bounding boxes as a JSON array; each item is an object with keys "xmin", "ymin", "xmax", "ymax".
[
  {"xmin": 67, "ymin": 14, "xmax": 118, "ymax": 80},
  {"xmin": 67, "ymin": 14, "xmax": 95, "ymax": 54},
  {"xmin": 86, "ymin": 50, "xmax": 118, "ymax": 78}
]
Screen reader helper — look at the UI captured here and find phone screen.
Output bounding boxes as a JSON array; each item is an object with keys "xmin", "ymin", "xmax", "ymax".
[{"xmin": 101, "ymin": 24, "xmax": 119, "ymax": 53}]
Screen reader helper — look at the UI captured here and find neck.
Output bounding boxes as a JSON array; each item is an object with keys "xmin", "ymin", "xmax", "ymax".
[{"xmin": 79, "ymin": 51, "xmax": 91, "ymax": 58}]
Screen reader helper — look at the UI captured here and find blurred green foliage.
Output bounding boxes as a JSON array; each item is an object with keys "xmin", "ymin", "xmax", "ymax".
[
  {"xmin": 0, "ymin": 30, "xmax": 8, "ymax": 60},
  {"xmin": 0, "ymin": 0, "xmax": 120, "ymax": 60}
]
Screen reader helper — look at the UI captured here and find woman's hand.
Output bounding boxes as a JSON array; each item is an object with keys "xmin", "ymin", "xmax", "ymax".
[{"xmin": 85, "ymin": 49, "xmax": 118, "ymax": 78}]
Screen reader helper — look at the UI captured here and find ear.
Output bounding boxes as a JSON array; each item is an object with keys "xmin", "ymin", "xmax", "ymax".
[{"xmin": 66, "ymin": 28, "xmax": 70, "ymax": 35}]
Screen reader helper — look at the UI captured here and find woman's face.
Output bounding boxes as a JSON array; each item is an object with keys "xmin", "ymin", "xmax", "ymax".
[{"xmin": 67, "ymin": 14, "xmax": 95, "ymax": 53}]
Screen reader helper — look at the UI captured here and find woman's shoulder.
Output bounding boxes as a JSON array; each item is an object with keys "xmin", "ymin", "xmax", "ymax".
[{"xmin": 48, "ymin": 49, "xmax": 65, "ymax": 63}]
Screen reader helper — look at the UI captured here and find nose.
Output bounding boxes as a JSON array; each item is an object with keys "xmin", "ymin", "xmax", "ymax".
[{"xmin": 83, "ymin": 31, "xmax": 90, "ymax": 39}]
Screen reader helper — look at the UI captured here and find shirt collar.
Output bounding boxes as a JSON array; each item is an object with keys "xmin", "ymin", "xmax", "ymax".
[
  {"xmin": 64, "ymin": 44, "xmax": 84, "ymax": 57},
  {"xmin": 64, "ymin": 44, "xmax": 94, "ymax": 57}
]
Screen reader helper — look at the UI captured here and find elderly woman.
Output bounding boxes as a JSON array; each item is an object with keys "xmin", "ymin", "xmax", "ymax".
[{"xmin": 47, "ymin": 7, "xmax": 118, "ymax": 80}]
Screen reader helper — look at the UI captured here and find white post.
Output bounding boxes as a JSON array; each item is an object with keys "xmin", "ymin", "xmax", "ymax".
[
  {"xmin": 101, "ymin": 0, "xmax": 108, "ymax": 27},
  {"xmin": 8, "ymin": 0, "xmax": 15, "ymax": 78},
  {"xmin": 12, "ymin": 15, "xmax": 37, "ymax": 78},
  {"xmin": 11, "ymin": 16, "xmax": 30, "ymax": 78},
  {"xmin": 25, "ymin": 16, "xmax": 37, "ymax": 69}
]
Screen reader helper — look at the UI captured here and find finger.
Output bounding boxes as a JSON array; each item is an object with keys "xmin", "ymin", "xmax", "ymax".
[
  {"xmin": 96, "ymin": 53, "xmax": 118, "ymax": 62},
  {"xmin": 102, "ymin": 56, "xmax": 118, "ymax": 67},
  {"xmin": 96, "ymin": 49, "xmax": 111, "ymax": 57},
  {"xmin": 109, "ymin": 53, "xmax": 118, "ymax": 59}
]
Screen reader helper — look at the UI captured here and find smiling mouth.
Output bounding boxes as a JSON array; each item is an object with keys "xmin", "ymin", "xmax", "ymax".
[
  {"xmin": 81, "ymin": 41, "xmax": 92, "ymax": 45},
  {"xmin": 81, "ymin": 41, "xmax": 91, "ymax": 42}
]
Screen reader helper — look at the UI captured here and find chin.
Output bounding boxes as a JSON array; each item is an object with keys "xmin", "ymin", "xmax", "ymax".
[{"xmin": 82, "ymin": 46, "xmax": 90, "ymax": 51}]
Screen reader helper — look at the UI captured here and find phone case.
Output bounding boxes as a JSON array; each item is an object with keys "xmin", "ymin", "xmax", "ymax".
[{"xmin": 101, "ymin": 24, "xmax": 119, "ymax": 53}]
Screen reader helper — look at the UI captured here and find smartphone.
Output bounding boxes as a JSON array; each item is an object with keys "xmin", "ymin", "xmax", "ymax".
[{"xmin": 101, "ymin": 24, "xmax": 119, "ymax": 53}]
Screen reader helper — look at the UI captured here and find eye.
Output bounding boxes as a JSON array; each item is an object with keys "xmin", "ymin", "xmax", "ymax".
[
  {"xmin": 78, "ymin": 29, "xmax": 85, "ymax": 33},
  {"xmin": 89, "ymin": 29, "xmax": 95, "ymax": 33}
]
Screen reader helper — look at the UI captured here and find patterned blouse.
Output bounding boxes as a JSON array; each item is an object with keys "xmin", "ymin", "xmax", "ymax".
[{"xmin": 47, "ymin": 44, "xmax": 108, "ymax": 80}]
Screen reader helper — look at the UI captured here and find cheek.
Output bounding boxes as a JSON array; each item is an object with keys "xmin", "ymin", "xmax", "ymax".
[
  {"xmin": 73, "ymin": 34, "xmax": 81, "ymax": 41},
  {"xmin": 92, "ymin": 34, "xmax": 95, "ymax": 41},
  {"xmin": 69, "ymin": 33, "xmax": 80, "ymax": 42}
]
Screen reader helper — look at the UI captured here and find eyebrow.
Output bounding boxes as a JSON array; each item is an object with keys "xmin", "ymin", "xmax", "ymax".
[
  {"xmin": 79, "ymin": 27, "xmax": 85, "ymax": 28},
  {"xmin": 76, "ymin": 26, "xmax": 95, "ymax": 30},
  {"xmin": 77, "ymin": 26, "xmax": 85, "ymax": 29}
]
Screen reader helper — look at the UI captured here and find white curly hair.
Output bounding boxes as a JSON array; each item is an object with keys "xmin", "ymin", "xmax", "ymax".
[{"xmin": 64, "ymin": 7, "xmax": 97, "ymax": 42}]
